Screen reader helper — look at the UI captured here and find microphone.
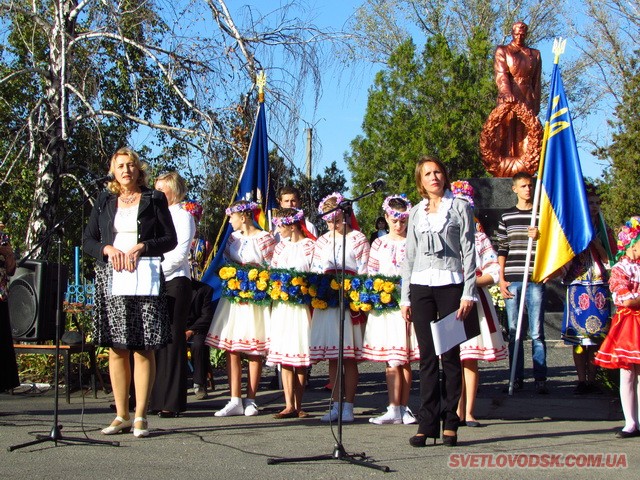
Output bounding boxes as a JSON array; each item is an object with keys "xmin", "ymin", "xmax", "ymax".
[
  {"xmin": 367, "ymin": 178, "xmax": 386, "ymax": 192},
  {"xmin": 92, "ymin": 173, "xmax": 115, "ymax": 184}
]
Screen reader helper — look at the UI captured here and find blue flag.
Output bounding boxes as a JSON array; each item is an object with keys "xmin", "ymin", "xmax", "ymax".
[
  {"xmin": 532, "ymin": 62, "xmax": 593, "ymax": 281},
  {"xmin": 201, "ymin": 101, "xmax": 276, "ymax": 300}
]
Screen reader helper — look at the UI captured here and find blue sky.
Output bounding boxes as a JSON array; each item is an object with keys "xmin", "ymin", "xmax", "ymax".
[{"xmin": 259, "ymin": 1, "xmax": 609, "ymax": 183}]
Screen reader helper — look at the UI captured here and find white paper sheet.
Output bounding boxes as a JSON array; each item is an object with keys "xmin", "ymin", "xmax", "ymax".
[
  {"xmin": 110, "ymin": 257, "xmax": 161, "ymax": 296},
  {"xmin": 430, "ymin": 310, "xmax": 467, "ymax": 355}
]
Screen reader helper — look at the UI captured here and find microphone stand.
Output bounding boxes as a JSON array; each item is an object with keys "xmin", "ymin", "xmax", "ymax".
[
  {"xmin": 268, "ymin": 186, "xmax": 389, "ymax": 472},
  {"xmin": 9, "ymin": 182, "xmax": 119, "ymax": 451}
]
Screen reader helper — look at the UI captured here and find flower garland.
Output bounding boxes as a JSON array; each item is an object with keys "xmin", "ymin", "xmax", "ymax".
[
  {"xmin": 318, "ymin": 192, "xmax": 344, "ymax": 221},
  {"xmin": 183, "ymin": 200, "xmax": 203, "ymax": 223},
  {"xmin": 616, "ymin": 216, "xmax": 640, "ymax": 260},
  {"xmin": 268, "ymin": 268, "xmax": 312, "ymax": 305},
  {"xmin": 218, "ymin": 263, "xmax": 271, "ymax": 305},
  {"xmin": 346, "ymin": 273, "xmax": 401, "ymax": 312},
  {"xmin": 451, "ymin": 180, "xmax": 474, "ymax": 207},
  {"xmin": 382, "ymin": 194, "xmax": 412, "ymax": 219},
  {"xmin": 272, "ymin": 209, "xmax": 305, "ymax": 227},
  {"xmin": 225, "ymin": 201, "xmax": 259, "ymax": 216}
]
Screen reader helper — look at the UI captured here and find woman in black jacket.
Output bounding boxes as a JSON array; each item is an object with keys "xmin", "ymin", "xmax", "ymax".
[{"xmin": 83, "ymin": 147, "xmax": 176, "ymax": 438}]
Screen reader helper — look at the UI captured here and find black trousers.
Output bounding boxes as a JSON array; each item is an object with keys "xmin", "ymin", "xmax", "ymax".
[
  {"xmin": 189, "ymin": 332, "xmax": 210, "ymax": 387},
  {"xmin": 410, "ymin": 283, "xmax": 464, "ymax": 437},
  {"xmin": 149, "ymin": 276, "xmax": 191, "ymax": 413}
]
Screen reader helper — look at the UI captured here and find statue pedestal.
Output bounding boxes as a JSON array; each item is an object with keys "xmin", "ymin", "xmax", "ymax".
[{"xmin": 468, "ymin": 177, "xmax": 565, "ymax": 323}]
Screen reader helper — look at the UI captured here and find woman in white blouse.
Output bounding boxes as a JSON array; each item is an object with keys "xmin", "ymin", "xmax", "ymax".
[{"xmin": 149, "ymin": 172, "xmax": 195, "ymax": 418}]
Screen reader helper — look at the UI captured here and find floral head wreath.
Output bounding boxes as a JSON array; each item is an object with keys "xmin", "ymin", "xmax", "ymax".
[
  {"xmin": 616, "ymin": 216, "xmax": 640, "ymax": 260},
  {"xmin": 225, "ymin": 201, "xmax": 259, "ymax": 216},
  {"xmin": 273, "ymin": 208, "xmax": 305, "ymax": 227},
  {"xmin": 382, "ymin": 194, "xmax": 412, "ymax": 219},
  {"xmin": 318, "ymin": 192, "xmax": 345, "ymax": 221},
  {"xmin": 183, "ymin": 200, "xmax": 203, "ymax": 223},
  {"xmin": 451, "ymin": 180, "xmax": 474, "ymax": 207}
]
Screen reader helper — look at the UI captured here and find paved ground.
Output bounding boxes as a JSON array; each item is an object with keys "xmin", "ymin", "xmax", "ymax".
[{"xmin": 0, "ymin": 340, "xmax": 637, "ymax": 480}]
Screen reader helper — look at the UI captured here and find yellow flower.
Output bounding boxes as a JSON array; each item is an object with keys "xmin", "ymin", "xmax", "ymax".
[
  {"xmin": 311, "ymin": 298, "xmax": 327, "ymax": 309},
  {"xmin": 373, "ymin": 278, "xmax": 385, "ymax": 292},
  {"xmin": 349, "ymin": 290, "xmax": 360, "ymax": 302},
  {"xmin": 280, "ymin": 292, "xmax": 289, "ymax": 301},
  {"xmin": 219, "ymin": 266, "xmax": 236, "ymax": 280},
  {"xmin": 227, "ymin": 279, "xmax": 240, "ymax": 290},
  {"xmin": 239, "ymin": 291, "xmax": 252, "ymax": 298},
  {"xmin": 308, "ymin": 285, "xmax": 317, "ymax": 297},
  {"xmin": 270, "ymin": 290, "xmax": 281, "ymax": 300},
  {"xmin": 300, "ymin": 286, "xmax": 308, "ymax": 295},
  {"xmin": 380, "ymin": 292, "xmax": 391, "ymax": 304},
  {"xmin": 382, "ymin": 281, "xmax": 395, "ymax": 293},
  {"xmin": 256, "ymin": 279, "xmax": 268, "ymax": 291},
  {"xmin": 330, "ymin": 279, "xmax": 340, "ymax": 290},
  {"xmin": 349, "ymin": 301, "xmax": 361, "ymax": 311},
  {"xmin": 248, "ymin": 268, "xmax": 258, "ymax": 281},
  {"xmin": 292, "ymin": 276, "xmax": 304, "ymax": 286},
  {"xmin": 343, "ymin": 278, "xmax": 351, "ymax": 290},
  {"xmin": 360, "ymin": 303, "xmax": 372, "ymax": 312},
  {"xmin": 259, "ymin": 270, "xmax": 270, "ymax": 280}
]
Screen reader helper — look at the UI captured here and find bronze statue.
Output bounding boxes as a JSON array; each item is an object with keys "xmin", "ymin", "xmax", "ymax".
[{"xmin": 480, "ymin": 22, "xmax": 543, "ymax": 177}]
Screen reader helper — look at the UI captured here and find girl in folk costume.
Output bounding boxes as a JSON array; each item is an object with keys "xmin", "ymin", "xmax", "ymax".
[
  {"xmin": 451, "ymin": 181, "xmax": 508, "ymax": 428},
  {"xmin": 267, "ymin": 208, "xmax": 316, "ymax": 419},
  {"xmin": 310, "ymin": 193, "xmax": 370, "ymax": 422},
  {"xmin": 595, "ymin": 216, "xmax": 640, "ymax": 439},
  {"xmin": 362, "ymin": 194, "xmax": 419, "ymax": 425},
  {"xmin": 205, "ymin": 200, "xmax": 276, "ymax": 417}
]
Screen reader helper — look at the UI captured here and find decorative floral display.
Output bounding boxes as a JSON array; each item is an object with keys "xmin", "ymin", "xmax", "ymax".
[
  {"xmin": 225, "ymin": 201, "xmax": 259, "ymax": 216},
  {"xmin": 272, "ymin": 209, "xmax": 305, "ymax": 227},
  {"xmin": 451, "ymin": 180, "xmax": 475, "ymax": 207},
  {"xmin": 488, "ymin": 284, "xmax": 506, "ymax": 311},
  {"xmin": 616, "ymin": 216, "xmax": 640, "ymax": 259},
  {"xmin": 345, "ymin": 274, "xmax": 401, "ymax": 312},
  {"xmin": 382, "ymin": 194, "xmax": 412, "ymax": 219},
  {"xmin": 268, "ymin": 268, "xmax": 312, "ymax": 305},
  {"xmin": 218, "ymin": 263, "xmax": 271, "ymax": 305},
  {"xmin": 183, "ymin": 200, "xmax": 203, "ymax": 223},
  {"xmin": 318, "ymin": 192, "xmax": 344, "ymax": 221},
  {"xmin": 307, "ymin": 273, "xmax": 341, "ymax": 309}
]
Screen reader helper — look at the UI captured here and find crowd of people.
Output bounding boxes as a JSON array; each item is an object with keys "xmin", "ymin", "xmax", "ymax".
[{"xmin": 2, "ymin": 147, "xmax": 639, "ymax": 445}]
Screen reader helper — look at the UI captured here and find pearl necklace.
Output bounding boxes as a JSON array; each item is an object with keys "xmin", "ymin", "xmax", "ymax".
[{"xmin": 119, "ymin": 192, "xmax": 139, "ymax": 205}]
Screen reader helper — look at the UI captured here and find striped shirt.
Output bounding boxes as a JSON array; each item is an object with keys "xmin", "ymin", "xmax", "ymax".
[{"xmin": 496, "ymin": 207, "xmax": 538, "ymax": 282}]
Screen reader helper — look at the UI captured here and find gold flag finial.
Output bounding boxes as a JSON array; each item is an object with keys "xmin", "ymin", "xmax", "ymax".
[
  {"xmin": 552, "ymin": 38, "xmax": 566, "ymax": 65},
  {"xmin": 256, "ymin": 71, "xmax": 266, "ymax": 103}
]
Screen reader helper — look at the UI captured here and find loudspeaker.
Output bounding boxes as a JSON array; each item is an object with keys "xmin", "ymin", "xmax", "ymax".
[{"xmin": 8, "ymin": 260, "xmax": 69, "ymax": 341}]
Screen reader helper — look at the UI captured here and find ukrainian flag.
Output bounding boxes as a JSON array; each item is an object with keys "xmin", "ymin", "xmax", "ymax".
[
  {"xmin": 532, "ymin": 61, "xmax": 594, "ymax": 282},
  {"xmin": 201, "ymin": 88, "xmax": 277, "ymax": 299}
]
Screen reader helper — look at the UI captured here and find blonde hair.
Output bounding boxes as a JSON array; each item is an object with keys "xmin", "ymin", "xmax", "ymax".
[
  {"xmin": 156, "ymin": 171, "xmax": 188, "ymax": 203},
  {"xmin": 107, "ymin": 147, "xmax": 148, "ymax": 194}
]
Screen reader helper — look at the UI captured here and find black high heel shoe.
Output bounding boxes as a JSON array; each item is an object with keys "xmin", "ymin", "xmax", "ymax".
[
  {"xmin": 409, "ymin": 434, "xmax": 437, "ymax": 447},
  {"xmin": 442, "ymin": 433, "xmax": 458, "ymax": 447}
]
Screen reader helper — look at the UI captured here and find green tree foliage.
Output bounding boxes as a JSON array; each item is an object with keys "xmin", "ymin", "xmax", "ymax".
[
  {"xmin": 346, "ymin": 32, "xmax": 495, "ymax": 230},
  {"xmin": 598, "ymin": 54, "xmax": 640, "ymax": 228}
]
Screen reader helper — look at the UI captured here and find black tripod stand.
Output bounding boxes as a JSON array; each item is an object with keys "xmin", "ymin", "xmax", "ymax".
[
  {"xmin": 9, "ymin": 182, "xmax": 119, "ymax": 451},
  {"xmin": 268, "ymin": 183, "xmax": 389, "ymax": 472}
]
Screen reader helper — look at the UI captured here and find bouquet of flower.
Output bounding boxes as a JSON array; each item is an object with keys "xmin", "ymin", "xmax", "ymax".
[
  {"xmin": 268, "ymin": 268, "xmax": 312, "ymax": 306},
  {"xmin": 218, "ymin": 263, "xmax": 271, "ymax": 306},
  {"xmin": 346, "ymin": 274, "xmax": 401, "ymax": 312}
]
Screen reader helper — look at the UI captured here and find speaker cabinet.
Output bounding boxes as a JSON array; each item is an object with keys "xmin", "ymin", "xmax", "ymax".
[{"xmin": 8, "ymin": 260, "xmax": 68, "ymax": 341}]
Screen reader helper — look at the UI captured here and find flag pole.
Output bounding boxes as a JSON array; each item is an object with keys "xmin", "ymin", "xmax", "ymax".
[{"xmin": 508, "ymin": 38, "xmax": 566, "ymax": 396}]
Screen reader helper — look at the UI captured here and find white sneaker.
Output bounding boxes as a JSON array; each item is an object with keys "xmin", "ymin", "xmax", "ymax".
[
  {"xmin": 321, "ymin": 403, "xmax": 354, "ymax": 423},
  {"xmin": 402, "ymin": 406, "xmax": 417, "ymax": 425},
  {"xmin": 243, "ymin": 399, "xmax": 259, "ymax": 416},
  {"xmin": 369, "ymin": 405, "xmax": 402, "ymax": 425},
  {"xmin": 214, "ymin": 399, "xmax": 244, "ymax": 417}
]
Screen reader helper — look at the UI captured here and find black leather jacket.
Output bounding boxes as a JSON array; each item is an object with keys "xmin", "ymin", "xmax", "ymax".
[{"xmin": 83, "ymin": 187, "xmax": 177, "ymax": 265}]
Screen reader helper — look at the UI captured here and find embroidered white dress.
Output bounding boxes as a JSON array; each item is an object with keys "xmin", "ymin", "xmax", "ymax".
[
  {"xmin": 459, "ymin": 229, "xmax": 508, "ymax": 362},
  {"xmin": 205, "ymin": 230, "xmax": 276, "ymax": 355},
  {"xmin": 361, "ymin": 236, "xmax": 420, "ymax": 366},
  {"xmin": 309, "ymin": 230, "xmax": 370, "ymax": 362},
  {"xmin": 266, "ymin": 238, "xmax": 315, "ymax": 367}
]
